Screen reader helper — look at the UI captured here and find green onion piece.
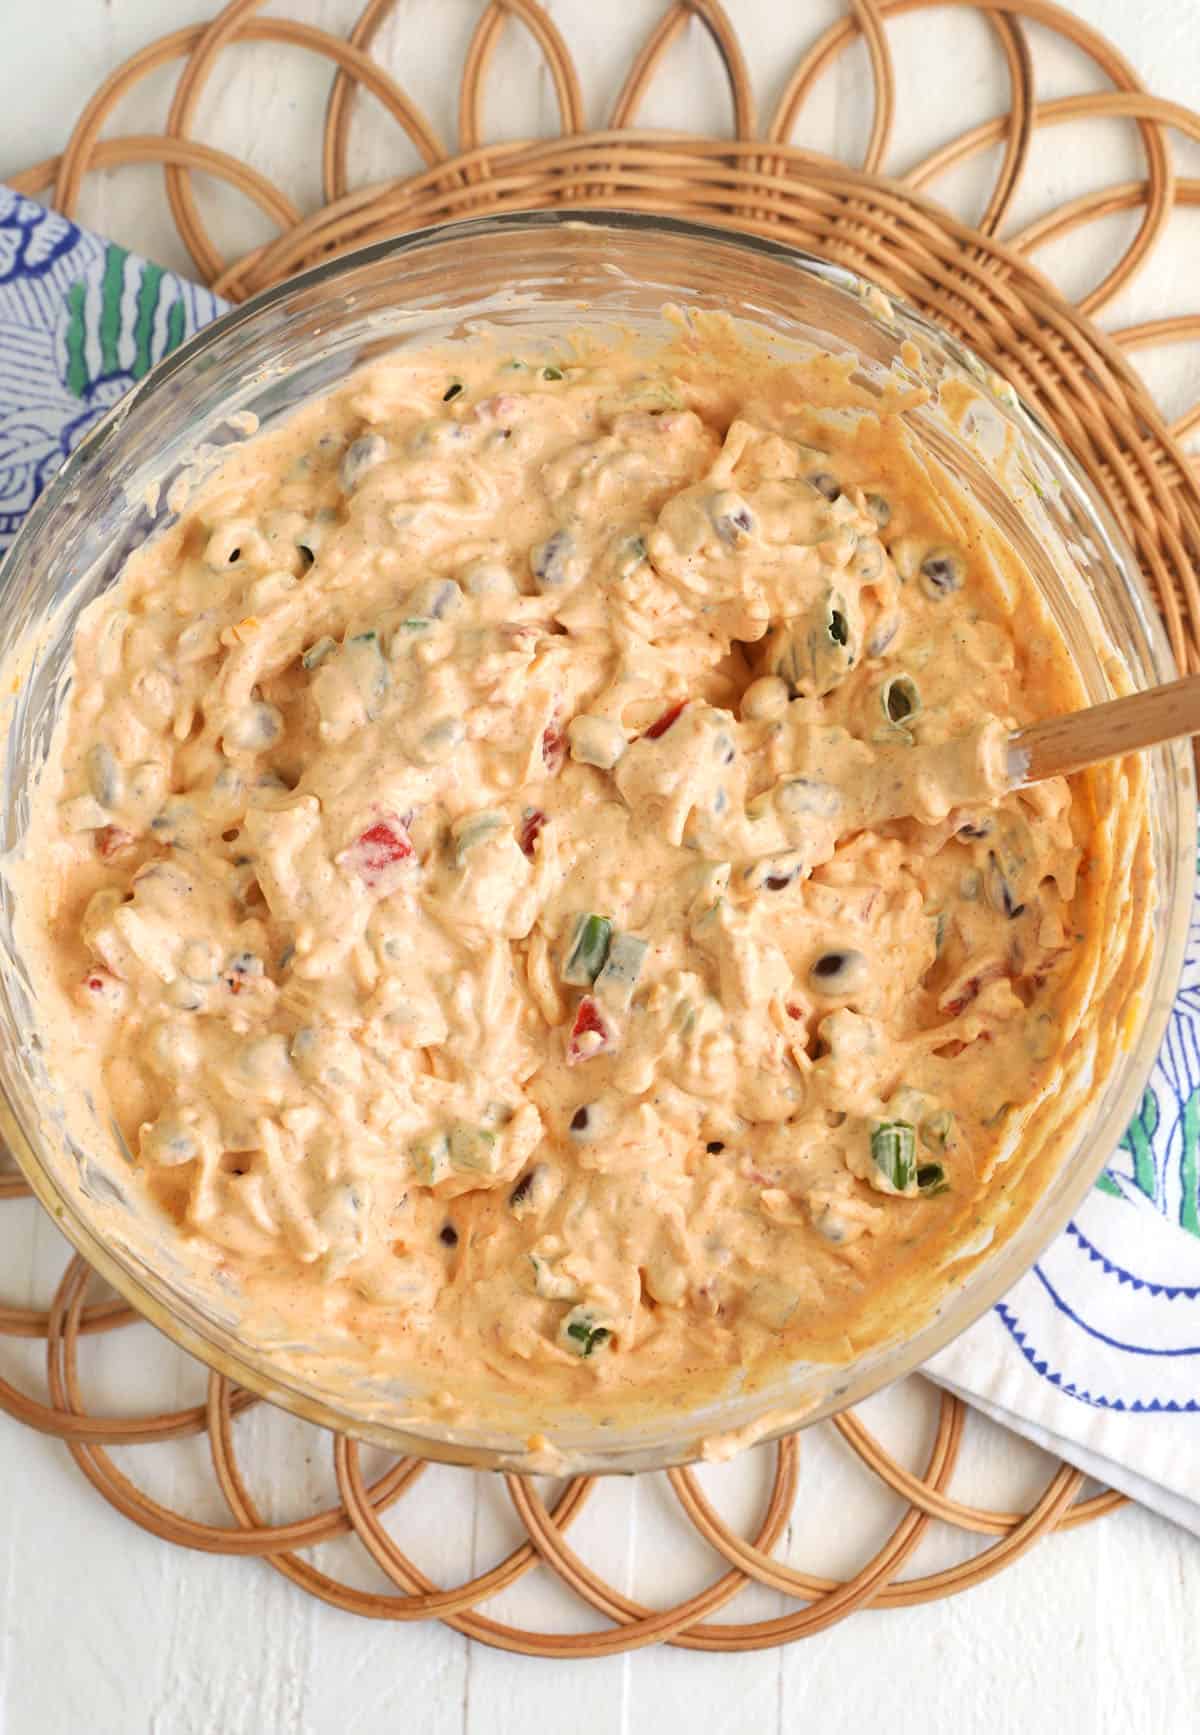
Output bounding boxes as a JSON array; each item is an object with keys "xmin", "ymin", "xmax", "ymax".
[
  {"xmin": 443, "ymin": 381, "xmax": 463, "ymax": 402},
  {"xmin": 301, "ymin": 635, "xmax": 336, "ymax": 669},
  {"xmin": 870, "ymin": 1120, "xmax": 917, "ymax": 1192},
  {"xmin": 917, "ymin": 1162, "xmax": 949, "ymax": 1195},
  {"xmin": 772, "ymin": 588, "xmax": 855, "ymax": 698},
  {"xmin": 561, "ymin": 1306, "xmax": 612, "ymax": 1357},
  {"xmin": 452, "ymin": 811, "xmax": 507, "ymax": 866},
  {"xmin": 562, "ymin": 914, "xmax": 614, "ymax": 986},
  {"xmin": 934, "ymin": 912, "xmax": 947, "ymax": 955},
  {"xmin": 449, "ymin": 1123, "xmax": 499, "ymax": 1174},
  {"xmin": 541, "ymin": 365, "xmax": 564, "ymax": 381},
  {"xmin": 882, "ymin": 674, "xmax": 921, "ymax": 727},
  {"xmin": 594, "ymin": 932, "xmax": 648, "ymax": 1011},
  {"xmin": 411, "ymin": 1131, "xmax": 450, "ymax": 1186}
]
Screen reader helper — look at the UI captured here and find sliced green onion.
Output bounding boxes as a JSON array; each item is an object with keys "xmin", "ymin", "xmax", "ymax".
[
  {"xmin": 870, "ymin": 1120, "xmax": 917, "ymax": 1192},
  {"xmin": 594, "ymin": 932, "xmax": 647, "ymax": 1011},
  {"xmin": 773, "ymin": 588, "xmax": 855, "ymax": 698},
  {"xmin": 881, "ymin": 674, "xmax": 920, "ymax": 727},
  {"xmin": 562, "ymin": 914, "xmax": 613, "ymax": 986},
  {"xmin": 917, "ymin": 1163, "xmax": 949, "ymax": 1195},
  {"xmin": 392, "ymin": 618, "xmax": 435, "ymax": 650},
  {"xmin": 452, "ymin": 811, "xmax": 507, "ymax": 866},
  {"xmin": 541, "ymin": 365, "xmax": 564, "ymax": 381},
  {"xmin": 301, "ymin": 636, "xmax": 336, "ymax": 670},
  {"xmin": 449, "ymin": 1123, "xmax": 499, "ymax": 1174},
  {"xmin": 411, "ymin": 1132, "xmax": 450, "ymax": 1186},
  {"xmin": 561, "ymin": 1306, "xmax": 612, "ymax": 1358},
  {"xmin": 443, "ymin": 381, "xmax": 463, "ymax": 402}
]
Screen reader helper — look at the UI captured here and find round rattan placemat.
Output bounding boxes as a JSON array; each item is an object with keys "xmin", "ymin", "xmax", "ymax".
[{"xmin": 3, "ymin": 0, "xmax": 1199, "ymax": 1656}]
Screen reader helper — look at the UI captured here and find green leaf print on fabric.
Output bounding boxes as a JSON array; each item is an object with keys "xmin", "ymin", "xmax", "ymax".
[
  {"xmin": 1097, "ymin": 1085, "xmax": 1200, "ymax": 1239},
  {"xmin": 1118, "ymin": 1087, "xmax": 1159, "ymax": 1202},
  {"xmin": 1180, "ymin": 1087, "xmax": 1200, "ymax": 1236},
  {"xmin": 61, "ymin": 244, "xmax": 189, "ymax": 401}
]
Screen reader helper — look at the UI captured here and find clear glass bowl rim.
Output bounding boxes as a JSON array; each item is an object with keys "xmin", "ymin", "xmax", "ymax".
[{"xmin": 0, "ymin": 208, "xmax": 1191, "ymax": 1473}]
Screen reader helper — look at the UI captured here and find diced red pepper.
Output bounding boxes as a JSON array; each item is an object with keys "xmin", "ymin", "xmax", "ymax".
[
  {"xmin": 96, "ymin": 825, "xmax": 134, "ymax": 860},
  {"xmin": 941, "ymin": 961, "xmax": 1009, "ymax": 1018},
  {"xmin": 786, "ymin": 1003, "xmax": 803, "ymax": 1021},
  {"xmin": 76, "ymin": 967, "xmax": 125, "ymax": 1011},
  {"xmin": 566, "ymin": 995, "xmax": 616, "ymax": 1065},
  {"xmin": 541, "ymin": 719, "xmax": 566, "ymax": 775},
  {"xmin": 519, "ymin": 808, "xmax": 547, "ymax": 858},
  {"xmin": 643, "ymin": 700, "xmax": 686, "ymax": 740},
  {"xmin": 347, "ymin": 816, "xmax": 414, "ymax": 885}
]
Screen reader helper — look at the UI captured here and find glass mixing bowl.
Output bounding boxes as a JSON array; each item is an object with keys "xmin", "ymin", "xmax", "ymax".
[{"xmin": 0, "ymin": 213, "xmax": 1190, "ymax": 1471}]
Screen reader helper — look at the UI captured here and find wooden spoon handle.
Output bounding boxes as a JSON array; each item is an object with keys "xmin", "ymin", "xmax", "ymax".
[{"xmin": 1008, "ymin": 672, "xmax": 1200, "ymax": 784}]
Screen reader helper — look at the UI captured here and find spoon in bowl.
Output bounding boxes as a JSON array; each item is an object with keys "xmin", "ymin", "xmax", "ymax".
[
  {"xmin": 1006, "ymin": 672, "xmax": 1200, "ymax": 786},
  {"xmin": 858, "ymin": 673, "xmax": 1200, "ymax": 830}
]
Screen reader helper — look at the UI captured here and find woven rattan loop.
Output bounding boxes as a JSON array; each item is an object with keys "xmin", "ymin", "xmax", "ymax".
[
  {"xmin": 335, "ymin": 1439, "xmax": 647, "ymax": 1656},
  {"xmin": 831, "ymin": 1407, "xmax": 1129, "ymax": 1534},
  {"xmin": 335, "ymin": 1435, "xmax": 592, "ymax": 1622},
  {"xmin": 38, "ymin": 1265, "xmax": 412, "ymax": 1556},
  {"xmin": 324, "ymin": 0, "xmax": 402, "ymax": 206},
  {"xmin": 608, "ymin": 1, "xmax": 756, "ymax": 142},
  {"xmin": 4, "ymin": 0, "xmax": 1199, "ymax": 1651},
  {"xmin": 498, "ymin": 1437, "xmax": 800, "ymax": 1653},
  {"xmin": 19, "ymin": 134, "xmax": 301, "ymax": 231},
  {"xmin": 460, "ymin": 1, "xmax": 584, "ymax": 158},
  {"xmin": 768, "ymin": 0, "xmax": 1173, "ymax": 320},
  {"xmin": 0, "ymin": 1255, "xmax": 249, "ymax": 1444}
]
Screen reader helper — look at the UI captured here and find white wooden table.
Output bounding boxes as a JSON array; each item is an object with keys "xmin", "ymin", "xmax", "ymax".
[{"xmin": 3, "ymin": 4, "xmax": 1200, "ymax": 1731}]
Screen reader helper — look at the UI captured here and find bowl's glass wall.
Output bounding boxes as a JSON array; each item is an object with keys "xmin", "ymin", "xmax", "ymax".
[{"xmin": 0, "ymin": 214, "xmax": 1189, "ymax": 1470}]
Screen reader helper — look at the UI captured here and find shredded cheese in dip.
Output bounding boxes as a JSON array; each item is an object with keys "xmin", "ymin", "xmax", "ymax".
[{"xmin": 18, "ymin": 328, "xmax": 1106, "ymax": 1421}]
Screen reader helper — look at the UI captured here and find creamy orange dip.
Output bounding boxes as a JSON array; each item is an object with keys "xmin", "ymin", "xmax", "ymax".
[{"xmin": 16, "ymin": 328, "xmax": 1104, "ymax": 1422}]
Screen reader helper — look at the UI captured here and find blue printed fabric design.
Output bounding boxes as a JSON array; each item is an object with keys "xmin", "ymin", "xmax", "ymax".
[
  {"xmin": 0, "ymin": 187, "xmax": 224, "ymax": 550},
  {"xmin": 991, "ymin": 819, "xmax": 1200, "ymax": 1412},
  {"xmin": 1095, "ymin": 819, "xmax": 1200, "ymax": 1234}
]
